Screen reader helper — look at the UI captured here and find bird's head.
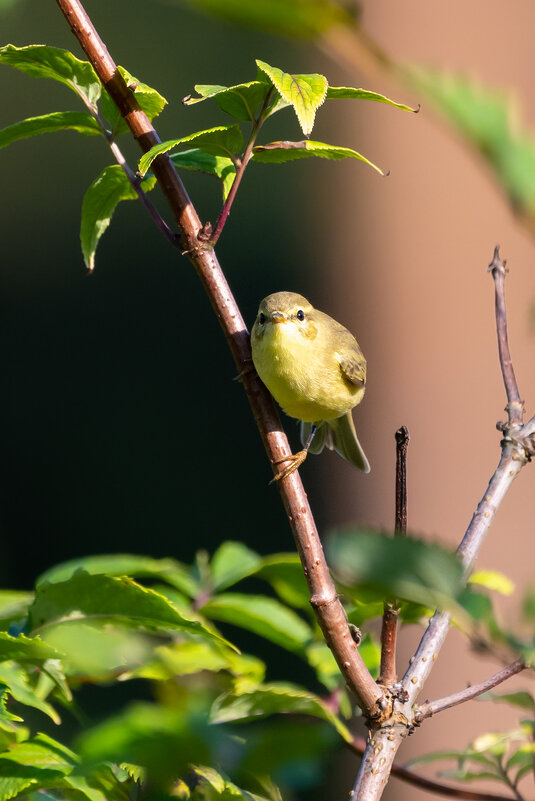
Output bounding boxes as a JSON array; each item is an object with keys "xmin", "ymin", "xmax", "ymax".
[{"xmin": 252, "ymin": 292, "xmax": 317, "ymax": 343}]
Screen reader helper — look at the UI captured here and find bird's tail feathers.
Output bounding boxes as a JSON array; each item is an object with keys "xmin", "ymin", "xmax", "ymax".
[{"xmin": 328, "ymin": 412, "xmax": 371, "ymax": 473}]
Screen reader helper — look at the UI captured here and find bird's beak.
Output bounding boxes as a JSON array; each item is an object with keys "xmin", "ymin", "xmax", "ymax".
[{"xmin": 271, "ymin": 311, "xmax": 287, "ymax": 325}]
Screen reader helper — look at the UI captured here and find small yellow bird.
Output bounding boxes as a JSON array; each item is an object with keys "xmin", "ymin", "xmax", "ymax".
[{"xmin": 251, "ymin": 291, "xmax": 370, "ymax": 481}]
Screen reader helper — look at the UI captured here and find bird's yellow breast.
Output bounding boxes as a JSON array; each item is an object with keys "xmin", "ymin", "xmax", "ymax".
[{"xmin": 251, "ymin": 315, "xmax": 363, "ymax": 422}]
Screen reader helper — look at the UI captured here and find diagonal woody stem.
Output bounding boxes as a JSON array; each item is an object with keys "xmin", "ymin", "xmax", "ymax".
[{"xmin": 54, "ymin": 0, "xmax": 382, "ymax": 718}]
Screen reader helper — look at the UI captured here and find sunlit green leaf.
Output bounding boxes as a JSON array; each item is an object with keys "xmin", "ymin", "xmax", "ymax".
[
  {"xmin": 211, "ymin": 681, "xmax": 352, "ymax": 742},
  {"xmin": 0, "ymin": 632, "xmax": 61, "ymax": 664},
  {"xmin": 180, "ymin": 0, "xmax": 353, "ymax": 39},
  {"xmin": 252, "ymin": 140, "xmax": 385, "ymax": 174},
  {"xmin": 30, "ymin": 570, "xmax": 219, "ymax": 642},
  {"xmin": 326, "ymin": 86, "xmax": 417, "ymax": 112},
  {"xmin": 478, "ymin": 690, "xmax": 535, "ymax": 710},
  {"xmin": 469, "ymin": 570, "xmax": 514, "ymax": 596},
  {"xmin": 100, "ymin": 66, "xmax": 167, "ymax": 137},
  {"xmin": 37, "ymin": 553, "xmax": 198, "ymax": 597},
  {"xmin": 255, "ymin": 554, "xmax": 310, "ymax": 611},
  {"xmin": 80, "ymin": 165, "xmax": 156, "ymax": 272},
  {"xmin": 439, "ymin": 769, "xmax": 503, "ymax": 783},
  {"xmin": 256, "ymin": 61, "xmax": 327, "ymax": 136},
  {"xmin": 138, "ymin": 125, "xmax": 244, "ymax": 177},
  {"xmin": 0, "ymin": 111, "xmax": 100, "ymax": 150},
  {"xmin": 169, "ymin": 149, "xmax": 236, "ymax": 201},
  {"xmin": 0, "ymin": 44, "xmax": 101, "ymax": 105},
  {"xmin": 189, "ymin": 765, "xmax": 270, "ymax": 800},
  {"xmin": 0, "ymin": 594, "xmax": 33, "ymax": 632},
  {"xmin": 200, "ymin": 593, "xmax": 312, "ymax": 652},
  {"xmin": 211, "ymin": 542, "xmax": 262, "ymax": 591},
  {"xmin": 184, "ymin": 81, "xmax": 272, "ymax": 121}
]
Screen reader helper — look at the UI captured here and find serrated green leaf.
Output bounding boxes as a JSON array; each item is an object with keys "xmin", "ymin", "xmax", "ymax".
[
  {"xmin": 0, "ymin": 632, "xmax": 61, "ymax": 664},
  {"xmin": 37, "ymin": 553, "xmax": 198, "ymax": 597},
  {"xmin": 181, "ymin": 0, "xmax": 353, "ymax": 39},
  {"xmin": 255, "ymin": 554, "xmax": 310, "ymax": 610},
  {"xmin": 0, "ymin": 664, "xmax": 60, "ymax": 724},
  {"xmin": 184, "ymin": 81, "xmax": 272, "ymax": 121},
  {"xmin": 80, "ymin": 165, "xmax": 156, "ymax": 272},
  {"xmin": 211, "ymin": 682, "xmax": 352, "ymax": 742},
  {"xmin": 211, "ymin": 542, "xmax": 262, "ymax": 591},
  {"xmin": 169, "ymin": 149, "xmax": 236, "ymax": 201},
  {"xmin": 327, "ymin": 530, "xmax": 467, "ymax": 613},
  {"xmin": 256, "ymin": 61, "xmax": 327, "ymax": 136},
  {"xmin": 0, "ymin": 44, "xmax": 101, "ymax": 106},
  {"xmin": 0, "ymin": 111, "xmax": 101, "ymax": 151},
  {"xmin": 100, "ymin": 66, "xmax": 167, "ymax": 137},
  {"xmin": 0, "ymin": 733, "xmax": 76, "ymax": 771},
  {"xmin": 326, "ymin": 86, "xmax": 417, "ymax": 112},
  {"xmin": 405, "ymin": 66, "xmax": 535, "ymax": 226},
  {"xmin": 29, "ymin": 570, "xmax": 220, "ymax": 643},
  {"xmin": 469, "ymin": 570, "xmax": 514, "ymax": 596},
  {"xmin": 190, "ymin": 765, "xmax": 270, "ymax": 800},
  {"xmin": 138, "ymin": 125, "xmax": 244, "ymax": 177},
  {"xmin": 252, "ymin": 140, "xmax": 385, "ymax": 174},
  {"xmin": 200, "ymin": 593, "xmax": 312, "ymax": 652}
]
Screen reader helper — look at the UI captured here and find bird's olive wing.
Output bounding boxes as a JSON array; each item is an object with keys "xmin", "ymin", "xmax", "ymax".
[{"xmin": 337, "ymin": 331, "xmax": 366, "ymax": 388}]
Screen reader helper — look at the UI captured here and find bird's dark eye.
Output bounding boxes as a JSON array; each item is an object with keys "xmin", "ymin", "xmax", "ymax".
[
  {"xmin": 259, "ymin": 312, "xmax": 266, "ymax": 325},
  {"xmin": 296, "ymin": 309, "xmax": 305, "ymax": 321}
]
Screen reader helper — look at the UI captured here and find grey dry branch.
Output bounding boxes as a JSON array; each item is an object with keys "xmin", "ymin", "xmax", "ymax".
[
  {"xmin": 351, "ymin": 249, "xmax": 534, "ymax": 801},
  {"xmin": 54, "ymin": 0, "xmax": 383, "ymax": 717},
  {"xmin": 415, "ymin": 657, "xmax": 527, "ymax": 722}
]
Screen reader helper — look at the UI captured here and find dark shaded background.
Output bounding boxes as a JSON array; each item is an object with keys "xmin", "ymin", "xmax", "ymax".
[{"xmin": 2, "ymin": 2, "xmax": 535, "ymax": 800}]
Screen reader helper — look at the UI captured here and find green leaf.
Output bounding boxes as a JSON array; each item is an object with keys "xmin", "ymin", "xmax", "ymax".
[
  {"xmin": 200, "ymin": 593, "xmax": 312, "ymax": 652},
  {"xmin": 506, "ymin": 743, "xmax": 535, "ymax": 769},
  {"xmin": 0, "ymin": 733, "xmax": 76, "ymax": 772},
  {"xmin": 0, "ymin": 111, "xmax": 101, "ymax": 150},
  {"xmin": 327, "ymin": 530, "xmax": 467, "ymax": 612},
  {"xmin": 468, "ymin": 570, "xmax": 514, "ymax": 596},
  {"xmin": 80, "ymin": 165, "xmax": 156, "ymax": 272},
  {"xmin": 138, "ymin": 125, "xmax": 244, "ymax": 177},
  {"xmin": 189, "ymin": 766, "xmax": 270, "ymax": 800},
  {"xmin": 78, "ymin": 702, "xmax": 214, "ymax": 783},
  {"xmin": 211, "ymin": 682, "xmax": 352, "ymax": 742},
  {"xmin": 0, "ymin": 44, "xmax": 101, "ymax": 106},
  {"xmin": 181, "ymin": 0, "xmax": 353, "ymax": 39},
  {"xmin": 29, "ymin": 570, "xmax": 219, "ymax": 642},
  {"xmin": 405, "ymin": 66, "xmax": 535, "ymax": 225},
  {"xmin": 478, "ymin": 690, "xmax": 535, "ymax": 710},
  {"xmin": 0, "ymin": 593, "xmax": 33, "ymax": 631},
  {"xmin": 211, "ymin": 542, "xmax": 262, "ymax": 591},
  {"xmin": 252, "ymin": 140, "xmax": 385, "ymax": 174},
  {"xmin": 37, "ymin": 553, "xmax": 198, "ymax": 597},
  {"xmin": 184, "ymin": 81, "xmax": 272, "ymax": 121},
  {"xmin": 0, "ymin": 632, "xmax": 61, "ymax": 664},
  {"xmin": 439, "ymin": 769, "xmax": 503, "ymax": 783},
  {"xmin": 326, "ymin": 86, "xmax": 417, "ymax": 112},
  {"xmin": 256, "ymin": 60, "xmax": 327, "ymax": 136},
  {"xmin": 255, "ymin": 554, "xmax": 310, "ymax": 610},
  {"xmin": 169, "ymin": 149, "xmax": 236, "ymax": 201},
  {"xmin": 0, "ymin": 664, "xmax": 60, "ymax": 724},
  {"xmin": 100, "ymin": 66, "xmax": 167, "ymax": 137}
]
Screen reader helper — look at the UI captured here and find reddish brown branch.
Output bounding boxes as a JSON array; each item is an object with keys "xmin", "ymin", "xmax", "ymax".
[
  {"xmin": 378, "ymin": 426, "xmax": 409, "ymax": 686},
  {"xmin": 54, "ymin": 0, "xmax": 383, "ymax": 717},
  {"xmin": 488, "ymin": 246, "xmax": 523, "ymax": 426},
  {"xmin": 415, "ymin": 658, "xmax": 527, "ymax": 722},
  {"xmin": 349, "ymin": 737, "xmax": 531, "ymax": 801}
]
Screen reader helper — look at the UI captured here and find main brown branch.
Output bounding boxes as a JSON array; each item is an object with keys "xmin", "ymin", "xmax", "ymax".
[{"xmin": 54, "ymin": 0, "xmax": 382, "ymax": 717}]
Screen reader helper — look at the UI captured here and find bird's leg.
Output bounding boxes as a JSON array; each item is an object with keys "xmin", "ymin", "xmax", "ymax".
[{"xmin": 270, "ymin": 425, "xmax": 317, "ymax": 483}]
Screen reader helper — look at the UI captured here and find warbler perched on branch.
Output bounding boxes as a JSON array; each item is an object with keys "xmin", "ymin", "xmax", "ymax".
[{"xmin": 251, "ymin": 291, "xmax": 370, "ymax": 481}]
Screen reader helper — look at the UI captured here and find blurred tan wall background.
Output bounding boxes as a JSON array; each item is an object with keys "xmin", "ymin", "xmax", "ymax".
[{"xmin": 313, "ymin": 1, "xmax": 535, "ymax": 797}]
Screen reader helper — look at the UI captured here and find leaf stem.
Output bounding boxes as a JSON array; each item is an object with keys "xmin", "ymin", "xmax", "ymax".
[
  {"xmin": 208, "ymin": 87, "xmax": 274, "ymax": 247},
  {"xmin": 55, "ymin": 0, "xmax": 383, "ymax": 718},
  {"xmin": 415, "ymin": 657, "xmax": 526, "ymax": 722}
]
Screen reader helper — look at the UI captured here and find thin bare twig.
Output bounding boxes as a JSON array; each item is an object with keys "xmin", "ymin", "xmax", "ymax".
[
  {"xmin": 55, "ymin": 0, "xmax": 383, "ymax": 717},
  {"xmin": 348, "ymin": 737, "xmax": 531, "ymax": 801},
  {"xmin": 488, "ymin": 246, "xmax": 523, "ymax": 426},
  {"xmin": 378, "ymin": 425, "xmax": 409, "ymax": 686},
  {"xmin": 416, "ymin": 658, "xmax": 527, "ymax": 722}
]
